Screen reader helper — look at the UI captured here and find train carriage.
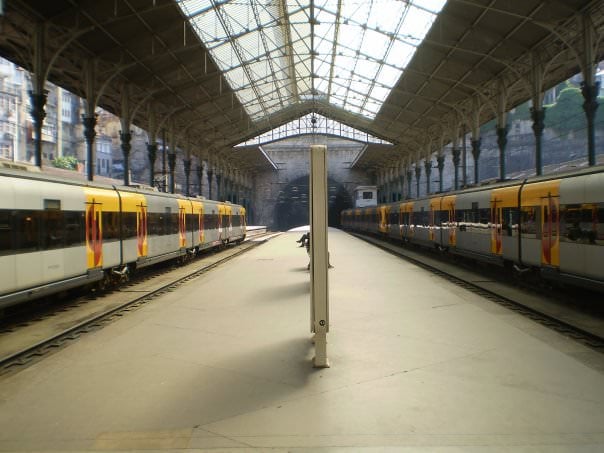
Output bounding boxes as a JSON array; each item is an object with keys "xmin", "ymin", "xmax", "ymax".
[
  {"xmin": 557, "ymin": 171, "xmax": 604, "ymax": 289},
  {"xmin": 454, "ymin": 187, "xmax": 496, "ymax": 263},
  {"xmin": 230, "ymin": 203, "xmax": 247, "ymax": 243},
  {"xmin": 341, "ymin": 167, "xmax": 604, "ymax": 293},
  {"xmin": 0, "ymin": 167, "xmax": 247, "ymax": 308},
  {"xmin": 1, "ymin": 172, "xmax": 104, "ymax": 308},
  {"xmin": 138, "ymin": 190, "xmax": 184, "ymax": 267}
]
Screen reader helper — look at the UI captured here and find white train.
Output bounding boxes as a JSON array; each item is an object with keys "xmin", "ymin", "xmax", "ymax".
[
  {"xmin": 342, "ymin": 167, "xmax": 604, "ymax": 293},
  {"xmin": 0, "ymin": 166, "xmax": 246, "ymax": 309}
]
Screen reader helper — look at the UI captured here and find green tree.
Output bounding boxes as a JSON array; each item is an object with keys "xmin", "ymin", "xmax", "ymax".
[
  {"xmin": 544, "ymin": 86, "xmax": 586, "ymax": 135},
  {"xmin": 52, "ymin": 155, "xmax": 79, "ymax": 170}
]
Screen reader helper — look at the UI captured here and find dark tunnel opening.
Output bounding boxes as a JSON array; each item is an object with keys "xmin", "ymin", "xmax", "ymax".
[{"xmin": 274, "ymin": 175, "xmax": 353, "ymax": 231}]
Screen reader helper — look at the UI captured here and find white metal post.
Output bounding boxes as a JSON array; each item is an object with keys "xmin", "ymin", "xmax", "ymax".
[{"xmin": 310, "ymin": 145, "xmax": 330, "ymax": 368}]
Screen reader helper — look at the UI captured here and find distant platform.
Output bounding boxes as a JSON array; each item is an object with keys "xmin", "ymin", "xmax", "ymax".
[{"xmin": 288, "ymin": 224, "xmax": 310, "ymax": 232}]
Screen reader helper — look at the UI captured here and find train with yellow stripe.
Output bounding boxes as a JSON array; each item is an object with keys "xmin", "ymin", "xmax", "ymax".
[
  {"xmin": 341, "ymin": 167, "xmax": 604, "ymax": 292},
  {"xmin": 0, "ymin": 167, "xmax": 246, "ymax": 309}
]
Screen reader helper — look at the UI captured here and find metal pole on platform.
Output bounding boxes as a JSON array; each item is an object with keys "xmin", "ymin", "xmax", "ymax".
[{"xmin": 310, "ymin": 144, "xmax": 330, "ymax": 368}]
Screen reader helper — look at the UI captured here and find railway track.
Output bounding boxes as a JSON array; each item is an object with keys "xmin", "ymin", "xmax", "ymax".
[
  {"xmin": 0, "ymin": 231, "xmax": 277, "ymax": 375},
  {"xmin": 351, "ymin": 232, "xmax": 604, "ymax": 351}
]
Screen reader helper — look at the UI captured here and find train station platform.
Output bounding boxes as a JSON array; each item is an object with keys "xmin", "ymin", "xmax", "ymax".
[{"xmin": 1, "ymin": 229, "xmax": 603, "ymax": 452}]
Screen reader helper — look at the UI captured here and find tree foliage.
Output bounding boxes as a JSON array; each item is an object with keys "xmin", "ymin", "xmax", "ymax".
[
  {"xmin": 544, "ymin": 86, "xmax": 586, "ymax": 135},
  {"xmin": 52, "ymin": 155, "xmax": 79, "ymax": 170}
]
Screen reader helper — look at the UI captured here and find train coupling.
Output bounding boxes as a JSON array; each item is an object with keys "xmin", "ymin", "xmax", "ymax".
[
  {"xmin": 513, "ymin": 264, "xmax": 531, "ymax": 274},
  {"xmin": 112, "ymin": 265, "xmax": 130, "ymax": 281}
]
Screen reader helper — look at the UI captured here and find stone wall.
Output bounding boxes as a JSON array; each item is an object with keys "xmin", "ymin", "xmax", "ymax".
[{"xmin": 251, "ymin": 136, "xmax": 373, "ymax": 230}]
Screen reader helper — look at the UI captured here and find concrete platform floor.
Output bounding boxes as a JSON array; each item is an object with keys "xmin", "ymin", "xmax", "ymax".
[{"xmin": 0, "ymin": 229, "xmax": 603, "ymax": 452}]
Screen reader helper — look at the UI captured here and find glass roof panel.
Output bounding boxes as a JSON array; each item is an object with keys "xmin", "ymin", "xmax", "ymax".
[
  {"xmin": 177, "ymin": 0, "xmax": 447, "ymax": 121},
  {"xmin": 236, "ymin": 113, "xmax": 392, "ymax": 146}
]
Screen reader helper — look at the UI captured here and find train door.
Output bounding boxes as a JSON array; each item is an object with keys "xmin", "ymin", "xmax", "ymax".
[
  {"xmin": 240, "ymin": 207, "xmax": 246, "ymax": 234},
  {"xmin": 85, "ymin": 198, "xmax": 103, "ymax": 268},
  {"xmin": 177, "ymin": 200, "xmax": 187, "ymax": 248},
  {"xmin": 490, "ymin": 196, "xmax": 503, "ymax": 255},
  {"xmin": 225, "ymin": 204, "xmax": 233, "ymax": 239},
  {"xmin": 218, "ymin": 203, "xmax": 225, "ymax": 241},
  {"xmin": 378, "ymin": 205, "xmax": 390, "ymax": 235},
  {"xmin": 442, "ymin": 195, "xmax": 456, "ymax": 247},
  {"xmin": 429, "ymin": 198, "xmax": 439, "ymax": 243},
  {"xmin": 408, "ymin": 203, "xmax": 415, "ymax": 238},
  {"xmin": 198, "ymin": 202, "xmax": 205, "ymax": 244},
  {"xmin": 541, "ymin": 194, "xmax": 560, "ymax": 267},
  {"xmin": 136, "ymin": 200, "xmax": 148, "ymax": 257},
  {"xmin": 398, "ymin": 204, "xmax": 404, "ymax": 238}
]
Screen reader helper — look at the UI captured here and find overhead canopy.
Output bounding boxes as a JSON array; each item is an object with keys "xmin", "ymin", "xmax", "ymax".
[
  {"xmin": 178, "ymin": 0, "xmax": 446, "ymax": 120},
  {"xmin": 0, "ymin": 0, "xmax": 602, "ymax": 172}
]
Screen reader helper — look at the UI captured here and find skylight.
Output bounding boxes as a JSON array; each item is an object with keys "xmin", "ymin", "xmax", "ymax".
[
  {"xmin": 177, "ymin": 0, "xmax": 447, "ymax": 121},
  {"xmin": 235, "ymin": 113, "xmax": 392, "ymax": 146}
]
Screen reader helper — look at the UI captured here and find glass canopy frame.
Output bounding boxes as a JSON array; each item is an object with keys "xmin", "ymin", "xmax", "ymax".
[
  {"xmin": 177, "ymin": 0, "xmax": 447, "ymax": 121},
  {"xmin": 236, "ymin": 113, "xmax": 391, "ymax": 146}
]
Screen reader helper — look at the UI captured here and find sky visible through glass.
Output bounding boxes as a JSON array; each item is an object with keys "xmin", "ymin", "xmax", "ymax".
[{"xmin": 177, "ymin": 0, "xmax": 447, "ymax": 121}]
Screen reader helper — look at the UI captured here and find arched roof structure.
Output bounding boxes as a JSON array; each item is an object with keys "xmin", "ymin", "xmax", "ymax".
[{"xmin": 0, "ymin": 0, "xmax": 603, "ymax": 173}]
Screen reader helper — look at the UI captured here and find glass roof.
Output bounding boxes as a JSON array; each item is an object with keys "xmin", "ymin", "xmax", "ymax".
[
  {"xmin": 177, "ymin": 0, "xmax": 447, "ymax": 121},
  {"xmin": 236, "ymin": 113, "xmax": 391, "ymax": 146}
]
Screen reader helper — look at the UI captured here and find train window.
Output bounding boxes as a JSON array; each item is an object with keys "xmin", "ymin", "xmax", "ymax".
[
  {"xmin": 232, "ymin": 214, "xmax": 241, "ymax": 227},
  {"xmin": 418, "ymin": 208, "xmax": 429, "ymax": 227},
  {"xmin": 171, "ymin": 212, "xmax": 180, "ymax": 235},
  {"xmin": 122, "ymin": 212, "xmax": 137, "ymax": 239},
  {"xmin": 102, "ymin": 211, "xmax": 119, "ymax": 241},
  {"xmin": 560, "ymin": 203, "xmax": 601, "ymax": 244},
  {"xmin": 0, "ymin": 210, "xmax": 13, "ymax": 253},
  {"xmin": 64, "ymin": 211, "xmax": 85, "ymax": 246},
  {"xmin": 479, "ymin": 208, "xmax": 490, "ymax": 225},
  {"xmin": 471, "ymin": 202, "xmax": 479, "ymax": 223},
  {"xmin": 44, "ymin": 199, "xmax": 61, "ymax": 210},
  {"xmin": 163, "ymin": 208, "xmax": 171, "ymax": 235},
  {"xmin": 520, "ymin": 206, "xmax": 538, "ymax": 237},
  {"xmin": 148, "ymin": 212, "xmax": 163, "ymax": 236},
  {"xmin": 204, "ymin": 214, "xmax": 218, "ymax": 230},
  {"xmin": 42, "ymin": 208, "xmax": 65, "ymax": 250},
  {"xmin": 15, "ymin": 210, "xmax": 40, "ymax": 252},
  {"xmin": 502, "ymin": 208, "xmax": 518, "ymax": 236},
  {"xmin": 186, "ymin": 214, "xmax": 197, "ymax": 231}
]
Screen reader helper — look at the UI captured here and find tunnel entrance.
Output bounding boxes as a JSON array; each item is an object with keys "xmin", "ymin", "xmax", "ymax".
[{"xmin": 274, "ymin": 175, "xmax": 353, "ymax": 231}]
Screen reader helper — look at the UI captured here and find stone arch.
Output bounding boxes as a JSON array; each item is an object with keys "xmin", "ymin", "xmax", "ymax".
[{"xmin": 274, "ymin": 175, "xmax": 353, "ymax": 231}]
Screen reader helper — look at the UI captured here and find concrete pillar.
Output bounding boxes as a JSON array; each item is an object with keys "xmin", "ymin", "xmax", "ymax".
[
  {"xmin": 215, "ymin": 168, "xmax": 222, "ymax": 201},
  {"xmin": 196, "ymin": 162, "xmax": 203, "ymax": 196},
  {"xmin": 580, "ymin": 13, "xmax": 599, "ymax": 167},
  {"xmin": 29, "ymin": 90, "xmax": 47, "ymax": 167},
  {"xmin": 471, "ymin": 138, "xmax": 481, "ymax": 184},
  {"xmin": 424, "ymin": 160, "xmax": 432, "ymax": 195},
  {"xmin": 207, "ymin": 165, "xmax": 214, "ymax": 200},
  {"xmin": 30, "ymin": 23, "xmax": 46, "ymax": 167},
  {"xmin": 436, "ymin": 155, "xmax": 445, "ymax": 193},
  {"xmin": 581, "ymin": 81, "xmax": 599, "ymax": 167},
  {"xmin": 82, "ymin": 114, "xmax": 96, "ymax": 182},
  {"xmin": 452, "ymin": 147, "xmax": 461, "ymax": 190},
  {"xmin": 531, "ymin": 108, "xmax": 545, "ymax": 176},
  {"xmin": 183, "ymin": 158, "xmax": 191, "ymax": 196},
  {"xmin": 496, "ymin": 126, "xmax": 508, "ymax": 181},
  {"xmin": 168, "ymin": 126, "xmax": 176, "ymax": 193},
  {"xmin": 120, "ymin": 131, "xmax": 132, "ymax": 186},
  {"xmin": 168, "ymin": 152, "xmax": 176, "ymax": 194},
  {"xmin": 147, "ymin": 143, "xmax": 157, "ymax": 187},
  {"xmin": 415, "ymin": 165, "xmax": 421, "ymax": 198}
]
